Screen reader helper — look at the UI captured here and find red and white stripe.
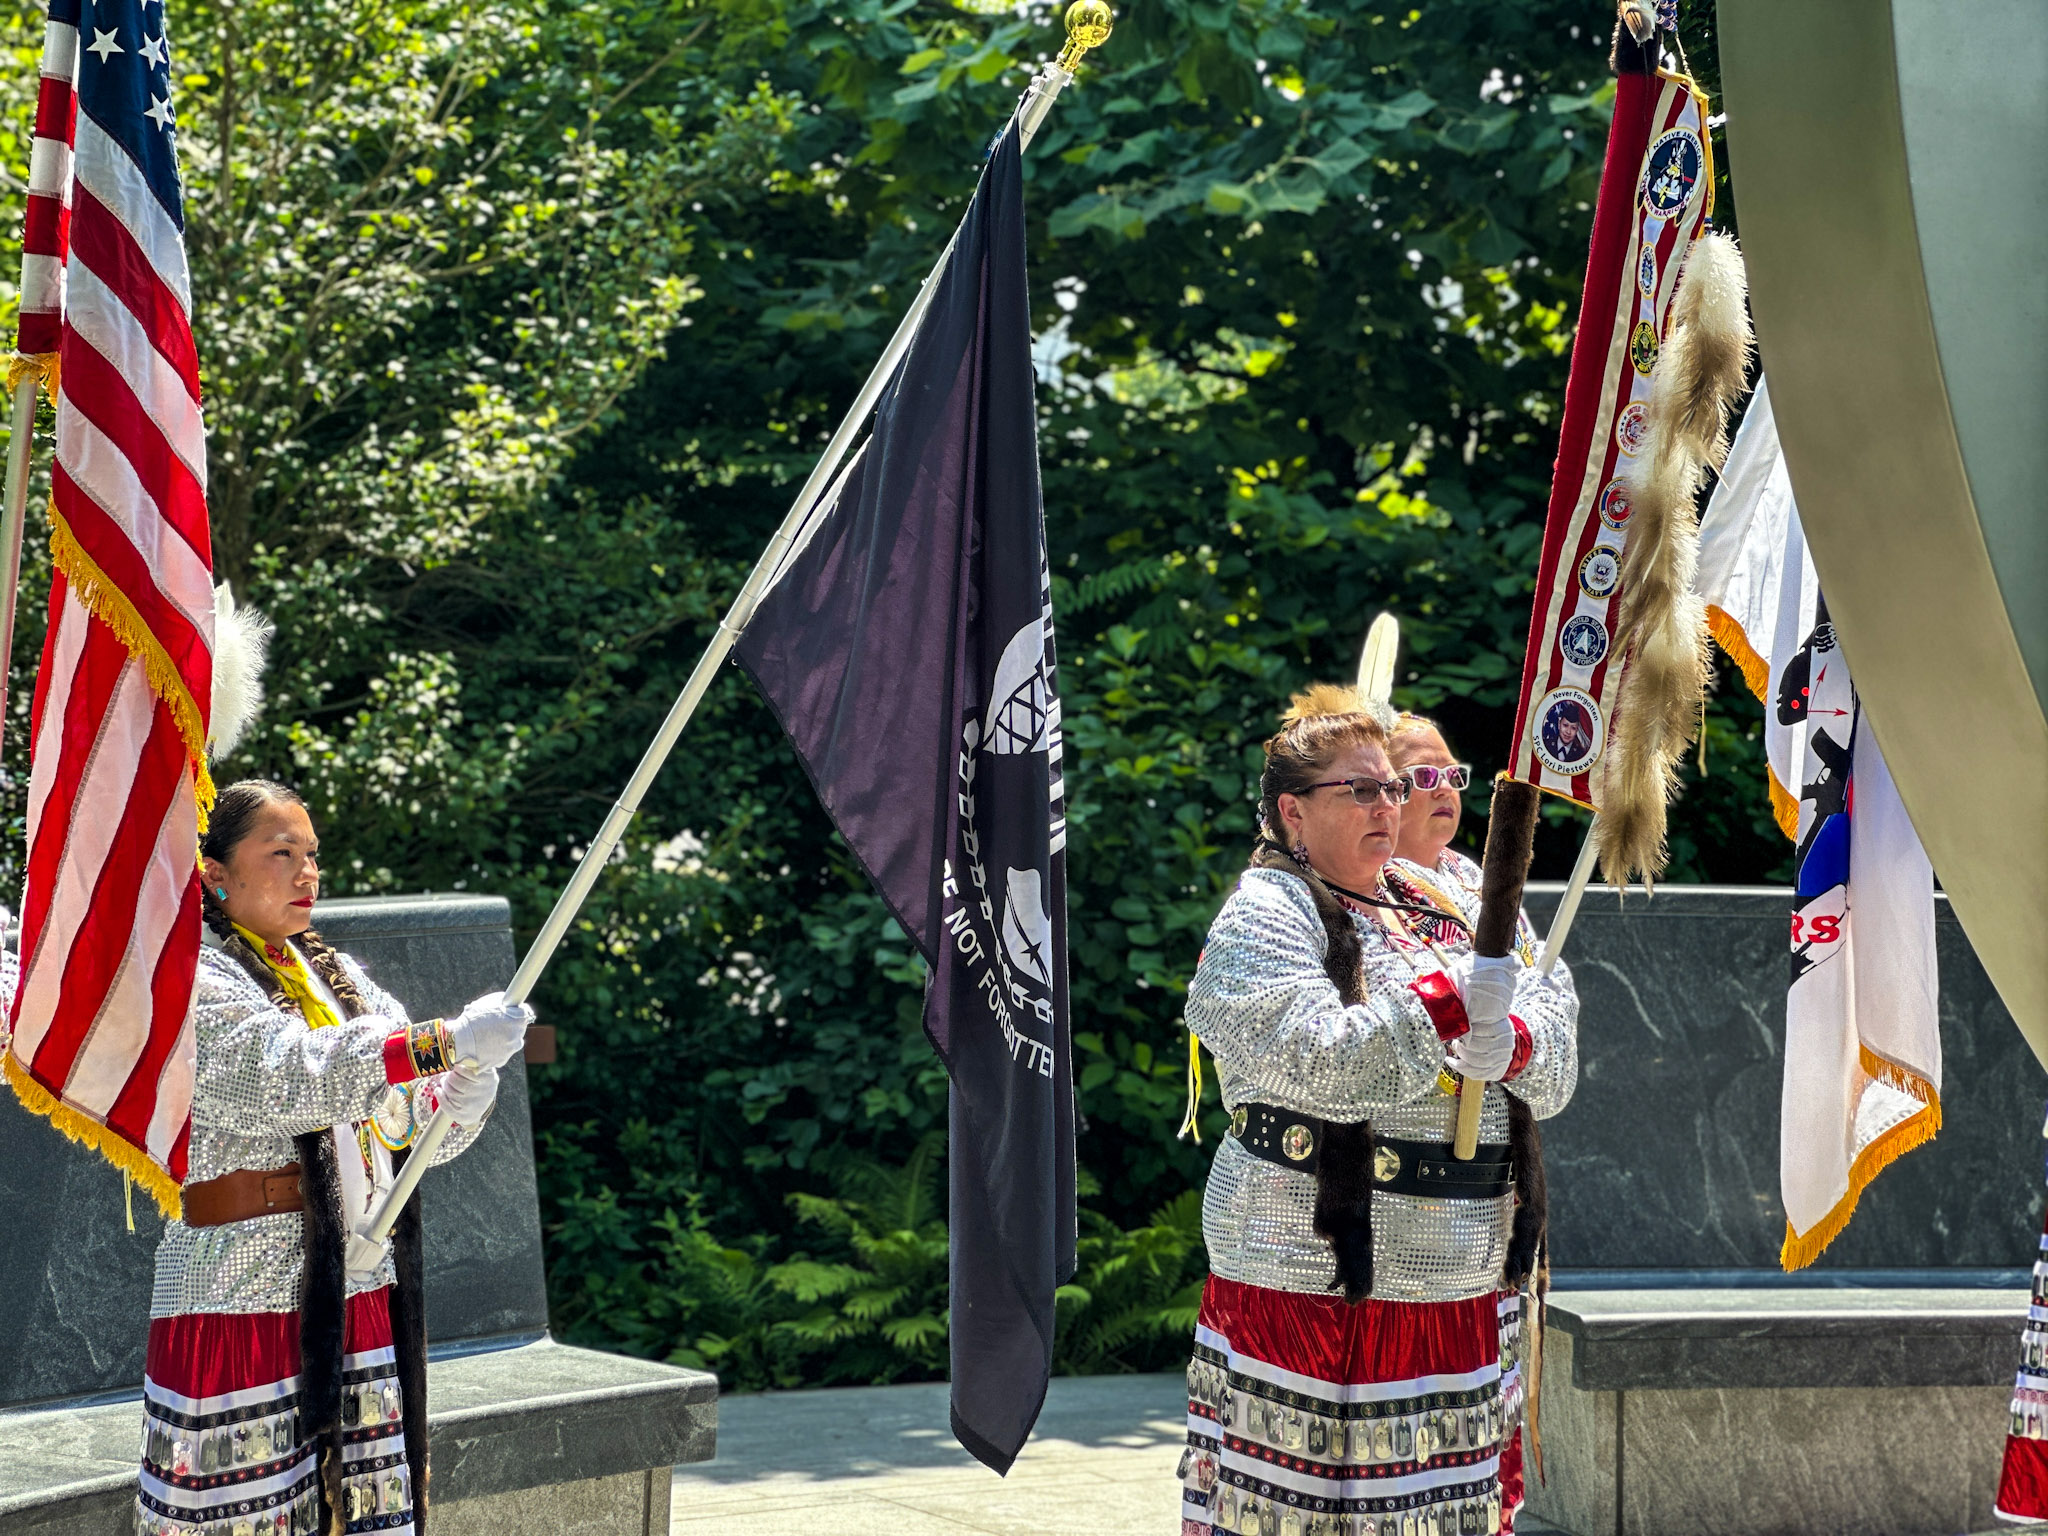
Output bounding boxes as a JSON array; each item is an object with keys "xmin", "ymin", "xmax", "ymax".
[
  {"xmin": 18, "ymin": 11, "xmax": 76, "ymax": 355},
  {"xmin": 5, "ymin": 0, "xmax": 213, "ymax": 1196}
]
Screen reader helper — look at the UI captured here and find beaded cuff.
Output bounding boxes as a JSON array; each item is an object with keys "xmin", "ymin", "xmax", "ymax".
[
  {"xmin": 383, "ymin": 1019, "xmax": 450, "ymax": 1084},
  {"xmin": 1408, "ymin": 971, "xmax": 1471, "ymax": 1041},
  {"xmin": 1504, "ymin": 1015, "xmax": 1535, "ymax": 1082}
]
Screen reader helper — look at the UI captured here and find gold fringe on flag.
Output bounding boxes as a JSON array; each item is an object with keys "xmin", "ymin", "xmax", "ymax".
[
  {"xmin": 48, "ymin": 506, "xmax": 215, "ymax": 822},
  {"xmin": 1706, "ymin": 602, "xmax": 1800, "ymax": 838},
  {"xmin": 3, "ymin": 1052, "xmax": 184, "ymax": 1219},
  {"xmin": 6, "ymin": 350, "xmax": 58, "ymax": 397},
  {"xmin": 1779, "ymin": 1082, "xmax": 1940, "ymax": 1271}
]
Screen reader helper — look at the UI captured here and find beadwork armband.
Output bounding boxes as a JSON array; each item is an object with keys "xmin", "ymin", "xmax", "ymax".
[
  {"xmin": 383, "ymin": 1019, "xmax": 451, "ymax": 1084},
  {"xmin": 1503, "ymin": 1016, "xmax": 1535, "ymax": 1082}
]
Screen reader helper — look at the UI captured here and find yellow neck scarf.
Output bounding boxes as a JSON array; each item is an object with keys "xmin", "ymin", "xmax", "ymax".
[{"xmin": 234, "ymin": 924, "xmax": 344, "ymax": 1031}]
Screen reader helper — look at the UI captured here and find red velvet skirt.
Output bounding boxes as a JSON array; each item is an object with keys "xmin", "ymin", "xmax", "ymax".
[
  {"xmin": 136, "ymin": 1288, "xmax": 413, "ymax": 1535},
  {"xmin": 1180, "ymin": 1275, "xmax": 1525, "ymax": 1536}
]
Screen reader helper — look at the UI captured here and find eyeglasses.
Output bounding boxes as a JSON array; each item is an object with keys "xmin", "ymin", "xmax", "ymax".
[
  {"xmin": 1402, "ymin": 763, "xmax": 1472, "ymax": 792},
  {"xmin": 1306, "ymin": 775, "xmax": 1413, "ymax": 806}
]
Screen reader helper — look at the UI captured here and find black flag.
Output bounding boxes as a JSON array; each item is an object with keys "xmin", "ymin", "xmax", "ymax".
[{"xmin": 734, "ymin": 125, "xmax": 1076, "ymax": 1475}]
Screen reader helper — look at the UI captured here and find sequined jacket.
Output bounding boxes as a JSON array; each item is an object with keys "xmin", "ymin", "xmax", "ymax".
[
  {"xmin": 1187, "ymin": 864, "xmax": 1578, "ymax": 1303},
  {"xmin": 150, "ymin": 945, "xmax": 483, "ymax": 1318}
]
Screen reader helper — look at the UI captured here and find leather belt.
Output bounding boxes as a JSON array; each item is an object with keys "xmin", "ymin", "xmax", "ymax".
[
  {"xmin": 182, "ymin": 1163, "xmax": 305, "ymax": 1227},
  {"xmin": 1227, "ymin": 1104, "xmax": 1513, "ymax": 1199}
]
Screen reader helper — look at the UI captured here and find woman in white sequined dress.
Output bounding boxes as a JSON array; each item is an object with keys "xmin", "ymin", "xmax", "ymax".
[
  {"xmin": 134, "ymin": 780, "xmax": 530, "ymax": 1536},
  {"xmin": 1176, "ymin": 688, "xmax": 1577, "ymax": 1536}
]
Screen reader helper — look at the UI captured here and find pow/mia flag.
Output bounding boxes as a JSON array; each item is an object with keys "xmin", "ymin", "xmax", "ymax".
[{"xmin": 734, "ymin": 124, "xmax": 1075, "ymax": 1475}]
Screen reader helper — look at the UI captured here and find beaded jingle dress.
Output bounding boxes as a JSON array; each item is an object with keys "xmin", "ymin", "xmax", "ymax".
[
  {"xmin": 135, "ymin": 931, "xmax": 485, "ymax": 1536},
  {"xmin": 1177, "ymin": 856, "xmax": 1578, "ymax": 1536}
]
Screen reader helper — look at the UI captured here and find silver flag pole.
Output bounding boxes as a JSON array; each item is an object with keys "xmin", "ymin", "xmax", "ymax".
[{"xmin": 347, "ymin": 10, "xmax": 1116, "ymax": 1273}]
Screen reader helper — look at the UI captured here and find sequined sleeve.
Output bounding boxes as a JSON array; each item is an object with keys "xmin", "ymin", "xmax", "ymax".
[
  {"xmin": 1186, "ymin": 869, "xmax": 1449, "ymax": 1119},
  {"xmin": 191, "ymin": 954, "xmax": 400, "ymax": 1139},
  {"xmin": 1504, "ymin": 953, "xmax": 1578, "ymax": 1120},
  {"xmin": 336, "ymin": 954, "xmax": 488, "ymax": 1166}
]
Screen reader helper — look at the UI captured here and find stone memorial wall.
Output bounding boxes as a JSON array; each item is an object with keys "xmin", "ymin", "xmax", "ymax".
[
  {"xmin": 1524, "ymin": 883, "xmax": 2045, "ymax": 1276},
  {"xmin": 0, "ymin": 894, "xmax": 549, "ymax": 1410}
]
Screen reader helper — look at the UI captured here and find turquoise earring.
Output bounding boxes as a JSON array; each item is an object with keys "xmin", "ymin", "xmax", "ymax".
[{"xmin": 214, "ymin": 887, "xmax": 227, "ymax": 900}]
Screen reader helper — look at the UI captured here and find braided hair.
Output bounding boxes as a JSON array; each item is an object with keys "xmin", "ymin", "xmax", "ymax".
[
  {"xmin": 1251, "ymin": 683, "xmax": 1394, "ymax": 1001},
  {"xmin": 200, "ymin": 779, "xmax": 366, "ymax": 1017},
  {"xmin": 1248, "ymin": 685, "xmax": 1396, "ymax": 1303}
]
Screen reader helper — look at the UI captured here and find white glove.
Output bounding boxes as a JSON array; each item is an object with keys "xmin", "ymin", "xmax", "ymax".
[
  {"xmin": 435, "ymin": 1063, "xmax": 499, "ymax": 1126},
  {"xmin": 446, "ymin": 991, "xmax": 533, "ymax": 1070},
  {"xmin": 1448, "ymin": 1014, "xmax": 1515, "ymax": 1082},
  {"xmin": 1461, "ymin": 953, "xmax": 1518, "ymax": 1028},
  {"xmin": 1447, "ymin": 953, "xmax": 1519, "ymax": 1082}
]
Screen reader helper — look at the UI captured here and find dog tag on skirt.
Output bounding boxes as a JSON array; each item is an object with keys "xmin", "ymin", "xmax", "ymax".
[
  {"xmin": 1373, "ymin": 1420, "xmax": 1393, "ymax": 1461},
  {"xmin": 1307, "ymin": 1416, "xmax": 1329, "ymax": 1457},
  {"xmin": 384, "ymin": 1382, "xmax": 402, "ymax": 1421}
]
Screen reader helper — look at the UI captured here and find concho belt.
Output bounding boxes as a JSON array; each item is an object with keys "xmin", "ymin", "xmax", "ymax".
[{"xmin": 1227, "ymin": 1103, "xmax": 1513, "ymax": 1199}]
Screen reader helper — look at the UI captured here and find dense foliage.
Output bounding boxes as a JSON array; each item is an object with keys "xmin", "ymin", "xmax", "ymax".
[{"xmin": 0, "ymin": 0, "xmax": 1775, "ymax": 1386}]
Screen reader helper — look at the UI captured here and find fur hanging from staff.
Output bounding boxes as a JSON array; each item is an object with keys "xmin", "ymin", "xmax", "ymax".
[{"xmin": 1593, "ymin": 231, "xmax": 1753, "ymax": 887}]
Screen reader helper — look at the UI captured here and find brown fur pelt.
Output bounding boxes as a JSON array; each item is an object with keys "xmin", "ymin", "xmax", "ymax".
[
  {"xmin": 387, "ymin": 1152, "xmax": 433, "ymax": 1535},
  {"xmin": 1503, "ymin": 1096, "xmax": 1548, "ymax": 1290},
  {"xmin": 1610, "ymin": 4, "xmax": 1659, "ymax": 74},
  {"xmin": 1474, "ymin": 779, "xmax": 1542, "ymax": 959},
  {"xmin": 1311, "ymin": 1118, "xmax": 1378, "ymax": 1305},
  {"xmin": 1598, "ymin": 232, "xmax": 1753, "ymax": 887}
]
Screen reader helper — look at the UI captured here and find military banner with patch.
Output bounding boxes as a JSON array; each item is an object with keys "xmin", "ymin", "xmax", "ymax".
[
  {"xmin": 733, "ymin": 126, "xmax": 1075, "ymax": 1476},
  {"xmin": 1696, "ymin": 384, "xmax": 1941, "ymax": 1269},
  {"xmin": 1506, "ymin": 69, "xmax": 1714, "ymax": 804}
]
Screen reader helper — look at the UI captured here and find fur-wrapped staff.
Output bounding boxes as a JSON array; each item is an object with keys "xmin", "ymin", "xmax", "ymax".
[{"xmin": 1464, "ymin": 3, "xmax": 1747, "ymax": 1158}]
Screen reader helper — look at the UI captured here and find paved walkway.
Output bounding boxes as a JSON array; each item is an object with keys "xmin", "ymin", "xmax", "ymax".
[{"xmin": 669, "ymin": 1374, "xmax": 1568, "ymax": 1535}]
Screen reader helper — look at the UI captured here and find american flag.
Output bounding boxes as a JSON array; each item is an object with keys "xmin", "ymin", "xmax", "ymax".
[{"xmin": 1, "ymin": 0, "xmax": 214, "ymax": 1216}]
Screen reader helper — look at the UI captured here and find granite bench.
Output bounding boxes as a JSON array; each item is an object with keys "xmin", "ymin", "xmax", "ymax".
[
  {"xmin": 0, "ymin": 1336, "xmax": 714, "ymax": 1536},
  {"xmin": 0, "ymin": 895, "xmax": 717, "ymax": 1535},
  {"xmin": 1526, "ymin": 1284, "xmax": 2024, "ymax": 1536},
  {"xmin": 1510, "ymin": 883, "xmax": 2046, "ymax": 1536}
]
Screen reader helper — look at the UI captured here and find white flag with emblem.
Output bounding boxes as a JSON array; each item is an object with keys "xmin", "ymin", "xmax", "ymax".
[{"xmin": 1698, "ymin": 379, "xmax": 1941, "ymax": 1268}]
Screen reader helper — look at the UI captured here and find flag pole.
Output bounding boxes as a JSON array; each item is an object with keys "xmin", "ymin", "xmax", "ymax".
[
  {"xmin": 347, "ymin": 2, "xmax": 1117, "ymax": 1274},
  {"xmin": 0, "ymin": 373, "xmax": 40, "ymax": 750},
  {"xmin": 1537, "ymin": 817, "xmax": 1601, "ymax": 976}
]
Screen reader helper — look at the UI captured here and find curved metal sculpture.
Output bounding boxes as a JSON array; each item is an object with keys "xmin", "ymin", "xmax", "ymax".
[{"xmin": 1719, "ymin": 0, "xmax": 2048, "ymax": 1063}]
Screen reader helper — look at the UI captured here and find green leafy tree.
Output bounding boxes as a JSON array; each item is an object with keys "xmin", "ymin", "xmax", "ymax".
[{"xmin": 0, "ymin": 0, "xmax": 1775, "ymax": 1385}]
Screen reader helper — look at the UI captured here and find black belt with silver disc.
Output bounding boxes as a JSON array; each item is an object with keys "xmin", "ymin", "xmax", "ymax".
[{"xmin": 1226, "ymin": 1102, "xmax": 1513, "ymax": 1199}]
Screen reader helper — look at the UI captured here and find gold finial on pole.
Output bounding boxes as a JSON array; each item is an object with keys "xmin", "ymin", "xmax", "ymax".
[{"xmin": 1056, "ymin": 1, "xmax": 1114, "ymax": 73}]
